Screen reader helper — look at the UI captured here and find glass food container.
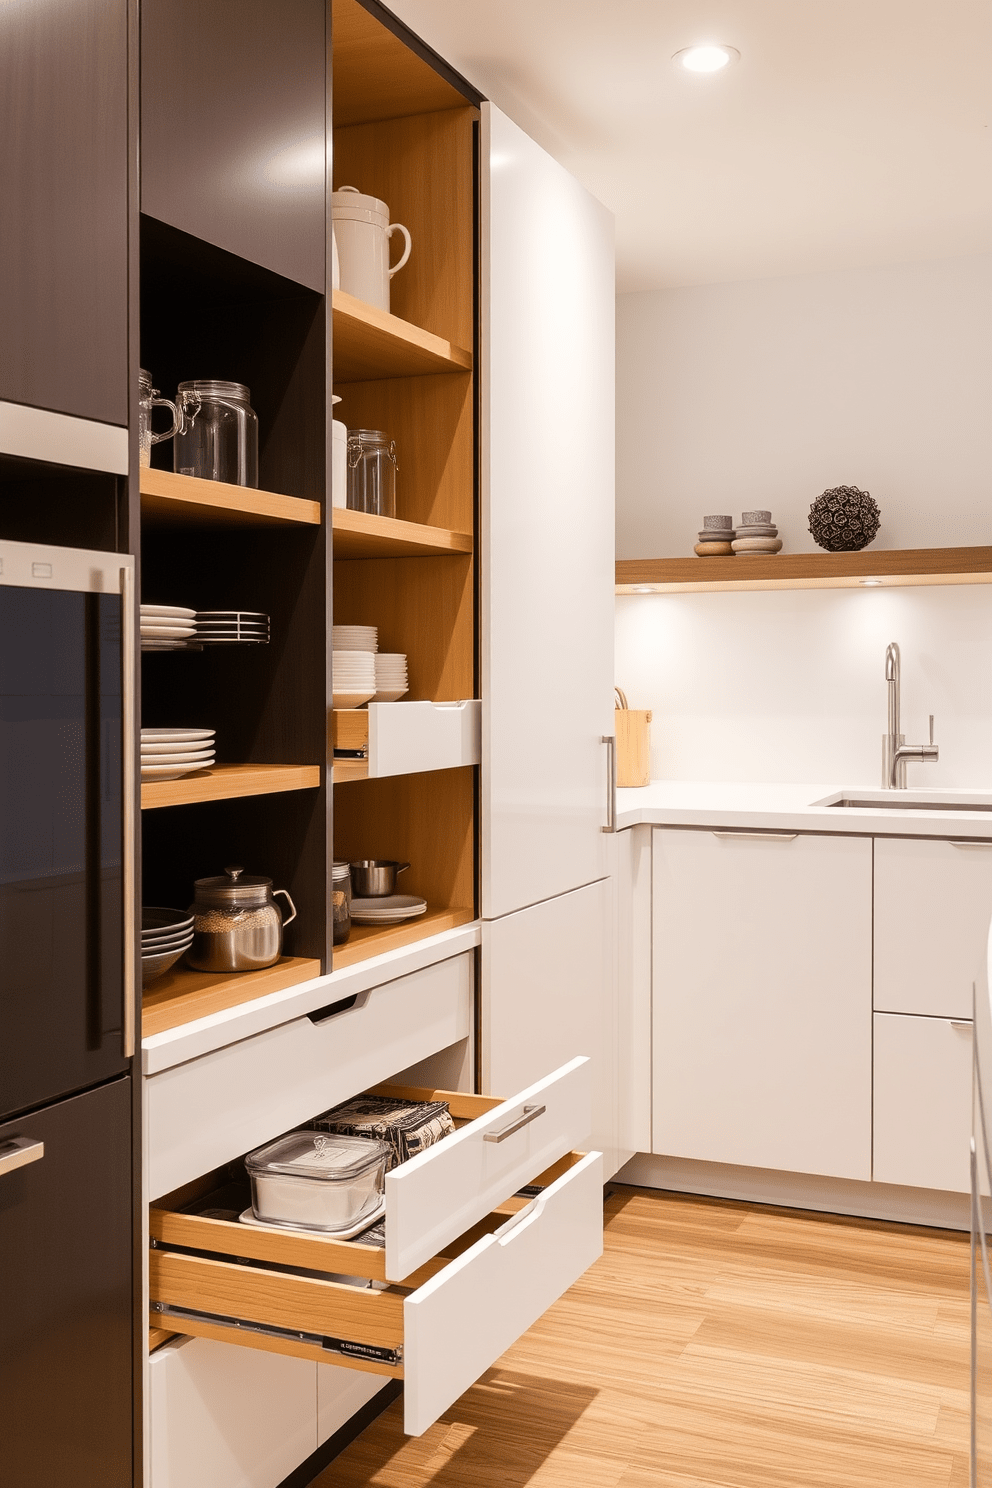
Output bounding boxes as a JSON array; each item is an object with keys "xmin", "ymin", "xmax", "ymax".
[
  {"xmin": 187, "ymin": 866, "xmax": 297, "ymax": 973},
  {"xmin": 331, "ymin": 860, "xmax": 352, "ymax": 945},
  {"xmin": 346, "ymin": 428, "xmax": 397, "ymax": 517},
  {"xmin": 137, "ymin": 368, "xmax": 180, "ymax": 469},
  {"xmin": 245, "ymin": 1131, "xmax": 389, "ymax": 1232},
  {"xmin": 174, "ymin": 379, "xmax": 259, "ymax": 487}
]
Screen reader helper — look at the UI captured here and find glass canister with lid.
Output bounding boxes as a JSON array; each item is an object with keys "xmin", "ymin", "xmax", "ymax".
[
  {"xmin": 187, "ymin": 866, "xmax": 297, "ymax": 973},
  {"xmin": 331, "ymin": 860, "xmax": 352, "ymax": 945},
  {"xmin": 174, "ymin": 379, "xmax": 259, "ymax": 487},
  {"xmin": 346, "ymin": 428, "xmax": 397, "ymax": 517}
]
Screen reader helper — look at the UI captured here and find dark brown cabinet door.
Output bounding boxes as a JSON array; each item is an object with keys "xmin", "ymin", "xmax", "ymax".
[
  {"xmin": 141, "ymin": 0, "xmax": 326, "ymax": 293},
  {"xmin": 0, "ymin": 1078, "xmax": 132, "ymax": 1486},
  {"xmin": 0, "ymin": 0, "xmax": 129, "ymax": 425}
]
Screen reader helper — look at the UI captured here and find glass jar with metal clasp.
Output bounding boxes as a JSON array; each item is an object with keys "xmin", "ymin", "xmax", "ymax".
[
  {"xmin": 174, "ymin": 379, "xmax": 259, "ymax": 488},
  {"xmin": 346, "ymin": 428, "xmax": 397, "ymax": 517}
]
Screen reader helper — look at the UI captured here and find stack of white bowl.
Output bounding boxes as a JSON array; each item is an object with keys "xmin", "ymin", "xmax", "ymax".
[
  {"xmin": 141, "ymin": 604, "xmax": 197, "ymax": 651},
  {"xmin": 333, "ymin": 626, "xmax": 378, "ymax": 708},
  {"xmin": 373, "ymin": 654, "xmax": 408, "ymax": 701},
  {"xmin": 140, "ymin": 728, "xmax": 216, "ymax": 781},
  {"xmin": 141, "ymin": 907, "xmax": 194, "ymax": 984}
]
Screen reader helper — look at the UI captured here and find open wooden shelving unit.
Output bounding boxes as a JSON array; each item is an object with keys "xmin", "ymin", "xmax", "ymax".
[
  {"xmin": 140, "ymin": 467, "xmax": 321, "ymax": 528},
  {"xmin": 141, "ymin": 763, "xmax": 320, "ymax": 810},
  {"xmin": 332, "ymin": 506, "xmax": 472, "ymax": 559},
  {"xmin": 616, "ymin": 546, "xmax": 992, "ymax": 594},
  {"xmin": 142, "ymin": 957, "xmax": 323, "ymax": 1038},
  {"xmin": 332, "ymin": 907, "xmax": 475, "ymax": 970}
]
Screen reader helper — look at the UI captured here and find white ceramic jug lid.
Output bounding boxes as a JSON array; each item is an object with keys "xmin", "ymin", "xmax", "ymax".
[{"xmin": 332, "ymin": 185, "xmax": 389, "ymax": 223}]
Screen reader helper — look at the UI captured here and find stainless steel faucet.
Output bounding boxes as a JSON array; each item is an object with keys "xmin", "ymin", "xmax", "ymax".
[{"xmin": 881, "ymin": 641, "xmax": 938, "ymax": 788}]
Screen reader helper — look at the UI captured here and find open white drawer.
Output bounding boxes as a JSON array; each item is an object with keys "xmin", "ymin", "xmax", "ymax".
[
  {"xmin": 333, "ymin": 699, "xmax": 481, "ymax": 778},
  {"xmin": 149, "ymin": 1061, "xmax": 603, "ymax": 1435}
]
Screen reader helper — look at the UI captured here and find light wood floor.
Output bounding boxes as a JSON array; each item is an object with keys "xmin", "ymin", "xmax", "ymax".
[{"xmin": 318, "ymin": 1185, "xmax": 972, "ymax": 1488}]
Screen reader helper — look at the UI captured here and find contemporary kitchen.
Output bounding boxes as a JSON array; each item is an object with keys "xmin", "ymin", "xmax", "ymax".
[{"xmin": 2, "ymin": 2, "xmax": 990, "ymax": 1485}]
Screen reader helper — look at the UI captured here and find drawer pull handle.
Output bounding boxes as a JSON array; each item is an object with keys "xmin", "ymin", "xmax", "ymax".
[
  {"xmin": 0, "ymin": 1138, "xmax": 44, "ymax": 1178},
  {"xmin": 483, "ymin": 1103, "xmax": 546, "ymax": 1144},
  {"xmin": 712, "ymin": 830, "xmax": 798, "ymax": 842},
  {"xmin": 950, "ymin": 841, "xmax": 992, "ymax": 849},
  {"xmin": 307, "ymin": 993, "xmax": 360, "ymax": 1025}
]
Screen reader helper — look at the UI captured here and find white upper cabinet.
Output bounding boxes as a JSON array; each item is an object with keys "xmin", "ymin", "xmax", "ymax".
[
  {"xmin": 480, "ymin": 103, "xmax": 616, "ymax": 919},
  {"xmin": 653, "ymin": 828, "xmax": 873, "ymax": 1181},
  {"xmin": 874, "ymin": 837, "xmax": 992, "ymax": 1019}
]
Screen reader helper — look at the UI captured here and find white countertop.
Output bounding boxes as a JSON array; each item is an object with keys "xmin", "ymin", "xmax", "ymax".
[{"xmin": 617, "ymin": 780, "xmax": 992, "ymax": 839}]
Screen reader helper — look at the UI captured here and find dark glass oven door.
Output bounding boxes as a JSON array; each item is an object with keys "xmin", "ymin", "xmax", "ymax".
[{"xmin": 1, "ymin": 555, "xmax": 131, "ymax": 1118}]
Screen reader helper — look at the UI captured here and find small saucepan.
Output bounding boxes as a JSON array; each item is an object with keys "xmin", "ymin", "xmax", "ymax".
[{"xmin": 349, "ymin": 859, "xmax": 410, "ymax": 897}]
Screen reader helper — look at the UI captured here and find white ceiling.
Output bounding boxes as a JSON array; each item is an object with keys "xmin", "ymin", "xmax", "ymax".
[{"xmin": 385, "ymin": 0, "xmax": 992, "ymax": 292}]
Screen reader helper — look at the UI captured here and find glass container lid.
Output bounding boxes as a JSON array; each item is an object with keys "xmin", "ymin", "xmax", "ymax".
[{"xmin": 245, "ymin": 1131, "xmax": 389, "ymax": 1180}]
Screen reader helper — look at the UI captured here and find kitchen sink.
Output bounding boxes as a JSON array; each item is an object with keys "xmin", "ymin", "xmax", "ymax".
[{"xmin": 814, "ymin": 791, "xmax": 992, "ymax": 813}]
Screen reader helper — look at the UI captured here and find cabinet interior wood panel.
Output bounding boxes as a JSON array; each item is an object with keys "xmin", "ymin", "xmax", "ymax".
[
  {"xmin": 141, "ymin": 0, "xmax": 326, "ymax": 292},
  {"xmin": 873, "ymin": 1012, "xmax": 973, "ymax": 1194},
  {"xmin": 0, "ymin": 0, "xmax": 127, "ymax": 423},
  {"xmin": 873, "ymin": 836, "xmax": 992, "ymax": 1019},
  {"xmin": 652, "ymin": 828, "xmax": 872, "ymax": 1181},
  {"xmin": 331, "ymin": 0, "xmax": 471, "ymax": 127}
]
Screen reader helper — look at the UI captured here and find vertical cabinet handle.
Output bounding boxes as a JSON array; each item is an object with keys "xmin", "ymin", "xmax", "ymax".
[
  {"xmin": 602, "ymin": 735, "xmax": 616, "ymax": 833},
  {"xmin": 0, "ymin": 1138, "xmax": 44, "ymax": 1178},
  {"xmin": 120, "ymin": 562, "xmax": 136, "ymax": 1060}
]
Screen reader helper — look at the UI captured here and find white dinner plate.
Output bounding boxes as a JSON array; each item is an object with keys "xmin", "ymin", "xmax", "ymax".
[
  {"xmin": 140, "ymin": 626, "xmax": 197, "ymax": 639},
  {"xmin": 141, "ymin": 729, "xmax": 215, "ymax": 742},
  {"xmin": 139, "ymin": 751, "xmax": 215, "ymax": 765},
  {"xmin": 140, "ymin": 764, "xmax": 213, "ymax": 780},
  {"xmin": 140, "ymin": 605, "xmax": 197, "ymax": 619},
  {"xmin": 350, "ymin": 906, "xmax": 428, "ymax": 924}
]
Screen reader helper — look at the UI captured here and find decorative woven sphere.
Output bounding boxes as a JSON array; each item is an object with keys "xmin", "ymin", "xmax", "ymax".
[{"xmin": 808, "ymin": 485, "xmax": 881, "ymax": 552}]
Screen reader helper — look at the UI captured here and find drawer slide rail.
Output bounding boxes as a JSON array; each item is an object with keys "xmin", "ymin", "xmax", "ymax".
[{"xmin": 151, "ymin": 1302, "xmax": 404, "ymax": 1367}]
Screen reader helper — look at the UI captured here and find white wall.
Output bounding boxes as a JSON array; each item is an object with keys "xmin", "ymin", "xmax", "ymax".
[
  {"xmin": 617, "ymin": 254, "xmax": 992, "ymax": 559},
  {"xmin": 615, "ymin": 253, "xmax": 992, "ymax": 786}
]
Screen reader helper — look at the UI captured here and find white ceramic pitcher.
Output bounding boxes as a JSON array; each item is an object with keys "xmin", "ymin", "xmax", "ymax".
[{"xmin": 331, "ymin": 186, "xmax": 411, "ymax": 312}]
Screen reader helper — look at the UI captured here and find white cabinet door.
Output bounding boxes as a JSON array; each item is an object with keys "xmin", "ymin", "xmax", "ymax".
[
  {"xmin": 873, "ymin": 1012, "xmax": 973, "ymax": 1193},
  {"xmin": 615, "ymin": 825, "xmax": 652, "ymax": 1164},
  {"xmin": 874, "ymin": 837, "xmax": 992, "ymax": 1019},
  {"xmin": 653, "ymin": 828, "xmax": 872, "ymax": 1180},
  {"xmin": 149, "ymin": 1338, "xmax": 316, "ymax": 1488},
  {"xmin": 481, "ymin": 880, "xmax": 617, "ymax": 1176},
  {"xmin": 480, "ymin": 102, "xmax": 615, "ymax": 919}
]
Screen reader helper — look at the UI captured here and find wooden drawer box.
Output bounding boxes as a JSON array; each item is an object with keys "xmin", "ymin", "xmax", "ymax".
[{"xmin": 150, "ymin": 1062, "xmax": 603, "ymax": 1435}]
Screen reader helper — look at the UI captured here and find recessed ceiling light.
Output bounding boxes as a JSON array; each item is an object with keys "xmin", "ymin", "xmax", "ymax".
[{"xmin": 673, "ymin": 44, "xmax": 740, "ymax": 74}]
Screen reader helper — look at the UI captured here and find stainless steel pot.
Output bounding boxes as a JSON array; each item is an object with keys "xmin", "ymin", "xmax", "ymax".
[
  {"xmin": 187, "ymin": 865, "xmax": 297, "ymax": 973},
  {"xmin": 348, "ymin": 859, "xmax": 409, "ymax": 898}
]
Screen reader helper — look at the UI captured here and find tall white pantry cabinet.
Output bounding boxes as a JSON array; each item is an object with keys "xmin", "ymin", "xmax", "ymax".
[{"xmin": 480, "ymin": 104, "xmax": 619, "ymax": 1170}]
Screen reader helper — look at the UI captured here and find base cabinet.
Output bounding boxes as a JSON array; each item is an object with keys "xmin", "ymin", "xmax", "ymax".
[
  {"xmin": 873, "ymin": 1012, "xmax": 973, "ymax": 1193},
  {"xmin": 652, "ymin": 827, "xmax": 872, "ymax": 1180}
]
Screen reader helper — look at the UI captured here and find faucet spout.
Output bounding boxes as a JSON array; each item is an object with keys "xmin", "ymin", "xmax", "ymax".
[
  {"xmin": 881, "ymin": 640, "xmax": 938, "ymax": 788},
  {"xmin": 884, "ymin": 641, "xmax": 900, "ymax": 739}
]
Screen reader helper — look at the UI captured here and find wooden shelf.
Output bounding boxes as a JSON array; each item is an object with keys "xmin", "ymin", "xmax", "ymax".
[
  {"xmin": 332, "ymin": 907, "xmax": 475, "ymax": 969},
  {"xmin": 332, "ymin": 758, "xmax": 368, "ymax": 782},
  {"xmin": 332, "ymin": 289, "xmax": 472, "ymax": 382},
  {"xmin": 142, "ymin": 957, "xmax": 322, "ymax": 1038},
  {"xmin": 332, "ymin": 506, "xmax": 472, "ymax": 559},
  {"xmin": 140, "ymin": 468, "xmax": 321, "ymax": 528},
  {"xmin": 141, "ymin": 763, "xmax": 321, "ymax": 810},
  {"xmin": 616, "ymin": 546, "xmax": 992, "ymax": 595}
]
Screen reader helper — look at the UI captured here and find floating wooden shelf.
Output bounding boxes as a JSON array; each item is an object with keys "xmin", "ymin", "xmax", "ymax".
[
  {"xmin": 140, "ymin": 468, "xmax": 322, "ymax": 528},
  {"xmin": 141, "ymin": 763, "xmax": 321, "ymax": 810},
  {"xmin": 142, "ymin": 957, "xmax": 322, "ymax": 1039},
  {"xmin": 332, "ymin": 907, "xmax": 475, "ymax": 969},
  {"xmin": 332, "ymin": 506, "xmax": 472, "ymax": 559},
  {"xmin": 616, "ymin": 546, "xmax": 992, "ymax": 595},
  {"xmin": 332, "ymin": 289, "xmax": 472, "ymax": 382}
]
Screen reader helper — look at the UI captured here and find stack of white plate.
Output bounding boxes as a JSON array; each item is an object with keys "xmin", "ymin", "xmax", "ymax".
[
  {"xmin": 141, "ymin": 907, "xmax": 194, "ymax": 983},
  {"xmin": 195, "ymin": 611, "xmax": 270, "ymax": 645},
  {"xmin": 141, "ymin": 604, "xmax": 197, "ymax": 651},
  {"xmin": 374, "ymin": 653, "xmax": 408, "ymax": 702},
  {"xmin": 332, "ymin": 625, "xmax": 378, "ymax": 652},
  {"xmin": 332, "ymin": 650, "xmax": 376, "ymax": 708},
  {"xmin": 350, "ymin": 892, "xmax": 427, "ymax": 926},
  {"xmin": 141, "ymin": 728, "xmax": 216, "ymax": 781}
]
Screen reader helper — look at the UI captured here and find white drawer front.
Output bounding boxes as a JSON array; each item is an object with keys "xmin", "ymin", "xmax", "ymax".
[
  {"xmin": 146, "ymin": 953, "xmax": 473, "ymax": 1200},
  {"xmin": 873, "ymin": 1011, "xmax": 973, "ymax": 1193},
  {"xmin": 385, "ymin": 1055, "xmax": 592, "ymax": 1280},
  {"xmin": 369, "ymin": 699, "xmax": 481, "ymax": 777},
  {"xmin": 403, "ymin": 1149, "xmax": 604, "ymax": 1436}
]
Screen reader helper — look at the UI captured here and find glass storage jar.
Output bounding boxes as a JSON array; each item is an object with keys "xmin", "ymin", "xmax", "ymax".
[
  {"xmin": 137, "ymin": 368, "xmax": 180, "ymax": 469},
  {"xmin": 346, "ymin": 428, "xmax": 397, "ymax": 517},
  {"xmin": 331, "ymin": 860, "xmax": 352, "ymax": 945},
  {"xmin": 174, "ymin": 379, "xmax": 259, "ymax": 487},
  {"xmin": 187, "ymin": 866, "xmax": 296, "ymax": 973}
]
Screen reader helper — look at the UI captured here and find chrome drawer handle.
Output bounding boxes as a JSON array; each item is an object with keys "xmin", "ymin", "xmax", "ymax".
[
  {"xmin": 950, "ymin": 841, "xmax": 992, "ymax": 849},
  {"xmin": 0, "ymin": 1138, "xmax": 44, "ymax": 1178},
  {"xmin": 483, "ymin": 1104, "xmax": 546, "ymax": 1144},
  {"xmin": 712, "ymin": 830, "xmax": 798, "ymax": 842}
]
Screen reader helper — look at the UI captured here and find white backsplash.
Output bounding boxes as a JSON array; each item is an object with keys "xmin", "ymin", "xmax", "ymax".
[{"xmin": 615, "ymin": 583, "xmax": 992, "ymax": 788}]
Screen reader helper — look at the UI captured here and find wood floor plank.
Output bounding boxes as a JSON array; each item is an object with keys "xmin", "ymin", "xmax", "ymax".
[{"xmin": 317, "ymin": 1186, "xmax": 971, "ymax": 1487}]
